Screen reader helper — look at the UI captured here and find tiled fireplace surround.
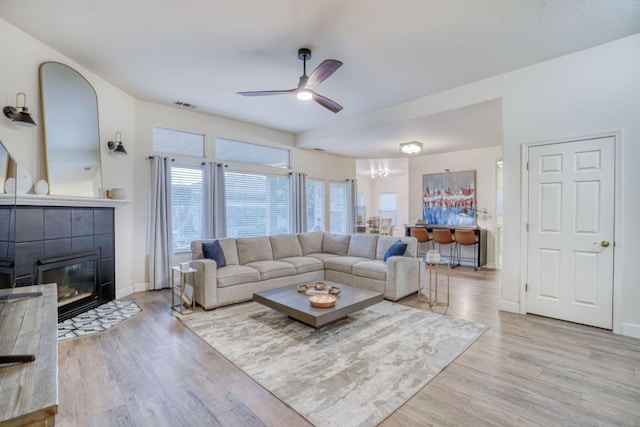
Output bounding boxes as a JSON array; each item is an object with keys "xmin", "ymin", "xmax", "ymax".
[{"xmin": 2, "ymin": 205, "xmax": 115, "ymax": 320}]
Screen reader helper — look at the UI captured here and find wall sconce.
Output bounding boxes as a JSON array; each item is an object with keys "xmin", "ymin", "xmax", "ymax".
[
  {"xmin": 107, "ymin": 132, "xmax": 128, "ymax": 155},
  {"xmin": 399, "ymin": 141, "xmax": 423, "ymax": 155},
  {"xmin": 3, "ymin": 92, "xmax": 37, "ymax": 127}
]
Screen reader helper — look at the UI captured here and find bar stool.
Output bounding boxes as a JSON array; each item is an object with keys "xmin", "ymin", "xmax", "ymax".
[
  {"xmin": 454, "ymin": 229, "xmax": 479, "ymax": 270},
  {"xmin": 410, "ymin": 228, "xmax": 432, "ymax": 257},
  {"xmin": 432, "ymin": 229, "xmax": 456, "ymax": 261}
]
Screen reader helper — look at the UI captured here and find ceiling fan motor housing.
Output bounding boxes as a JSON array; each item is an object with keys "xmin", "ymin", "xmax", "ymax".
[{"xmin": 298, "ymin": 48, "xmax": 311, "ymax": 61}]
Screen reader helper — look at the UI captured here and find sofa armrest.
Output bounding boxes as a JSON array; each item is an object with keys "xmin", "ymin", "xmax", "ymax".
[
  {"xmin": 190, "ymin": 258, "xmax": 219, "ymax": 310},
  {"xmin": 384, "ymin": 256, "xmax": 420, "ymax": 301}
]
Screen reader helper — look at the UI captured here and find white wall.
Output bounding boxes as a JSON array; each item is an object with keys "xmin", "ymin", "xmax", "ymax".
[
  {"xmin": 0, "ymin": 17, "xmax": 137, "ymax": 299},
  {"xmin": 500, "ymin": 35, "xmax": 640, "ymax": 338},
  {"xmin": 408, "ymin": 146, "xmax": 502, "ymax": 268},
  {"xmin": 358, "ymin": 174, "xmax": 409, "ymax": 237},
  {"xmin": 133, "ymin": 100, "xmax": 356, "ymax": 282},
  {"xmin": 399, "ymin": 34, "xmax": 640, "ymax": 337},
  {"xmin": 1, "ymin": 17, "xmax": 356, "ymax": 299},
  {"xmin": 4, "ymin": 15, "xmax": 638, "ymax": 336}
]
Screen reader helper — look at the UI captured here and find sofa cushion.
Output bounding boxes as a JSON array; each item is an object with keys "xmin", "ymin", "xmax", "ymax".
[
  {"xmin": 384, "ymin": 240, "xmax": 408, "ymax": 261},
  {"xmin": 323, "ymin": 234, "xmax": 351, "ymax": 255},
  {"xmin": 237, "ymin": 236, "xmax": 273, "ymax": 264},
  {"xmin": 216, "ymin": 265, "xmax": 261, "ymax": 288},
  {"xmin": 245, "ymin": 260, "xmax": 297, "ymax": 280},
  {"xmin": 324, "ymin": 256, "xmax": 370, "ymax": 274},
  {"xmin": 191, "ymin": 238, "xmax": 239, "ymax": 265},
  {"xmin": 352, "ymin": 260, "xmax": 387, "ymax": 281},
  {"xmin": 298, "ymin": 231, "xmax": 324, "ymax": 255},
  {"xmin": 306, "ymin": 253, "xmax": 341, "ymax": 263},
  {"xmin": 270, "ymin": 234, "xmax": 303, "ymax": 260},
  {"xmin": 202, "ymin": 240, "xmax": 227, "ymax": 268},
  {"xmin": 279, "ymin": 256, "xmax": 324, "ymax": 274},
  {"xmin": 219, "ymin": 238, "xmax": 239, "ymax": 265},
  {"xmin": 376, "ymin": 237, "xmax": 411, "ymax": 260},
  {"xmin": 347, "ymin": 233, "xmax": 378, "ymax": 259}
]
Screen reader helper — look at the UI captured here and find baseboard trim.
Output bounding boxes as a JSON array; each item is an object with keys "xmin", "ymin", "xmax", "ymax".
[
  {"xmin": 499, "ymin": 300, "xmax": 520, "ymax": 313},
  {"xmin": 621, "ymin": 322, "xmax": 640, "ymax": 339},
  {"xmin": 116, "ymin": 282, "xmax": 148, "ymax": 299}
]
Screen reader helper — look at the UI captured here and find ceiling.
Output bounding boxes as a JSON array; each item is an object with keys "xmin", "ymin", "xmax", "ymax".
[{"xmin": 1, "ymin": 1, "xmax": 639, "ymax": 161}]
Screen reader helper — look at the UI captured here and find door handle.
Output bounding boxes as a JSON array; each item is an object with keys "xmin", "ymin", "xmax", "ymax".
[{"xmin": 596, "ymin": 240, "xmax": 611, "ymax": 248}]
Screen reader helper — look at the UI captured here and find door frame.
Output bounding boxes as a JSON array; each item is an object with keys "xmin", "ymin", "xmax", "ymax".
[{"xmin": 520, "ymin": 130, "xmax": 624, "ymax": 333}]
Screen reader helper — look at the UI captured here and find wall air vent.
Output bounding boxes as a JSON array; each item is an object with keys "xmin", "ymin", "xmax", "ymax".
[{"xmin": 174, "ymin": 101, "xmax": 197, "ymax": 109}]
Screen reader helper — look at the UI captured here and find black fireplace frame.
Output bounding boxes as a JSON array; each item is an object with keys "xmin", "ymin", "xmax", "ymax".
[
  {"xmin": 38, "ymin": 249, "xmax": 100, "ymax": 321},
  {"xmin": 1, "ymin": 206, "xmax": 116, "ymax": 321}
]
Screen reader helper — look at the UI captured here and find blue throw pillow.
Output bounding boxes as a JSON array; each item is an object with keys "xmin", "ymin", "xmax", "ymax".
[
  {"xmin": 384, "ymin": 240, "xmax": 407, "ymax": 261},
  {"xmin": 202, "ymin": 240, "xmax": 227, "ymax": 268}
]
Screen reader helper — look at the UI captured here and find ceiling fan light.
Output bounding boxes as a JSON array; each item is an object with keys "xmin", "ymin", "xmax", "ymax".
[
  {"xmin": 400, "ymin": 141, "xmax": 423, "ymax": 155},
  {"xmin": 297, "ymin": 90, "xmax": 313, "ymax": 101}
]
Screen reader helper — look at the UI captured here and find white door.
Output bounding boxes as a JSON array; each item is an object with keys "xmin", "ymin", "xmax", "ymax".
[{"xmin": 527, "ymin": 137, "xmax": 614, "ymax": 329}]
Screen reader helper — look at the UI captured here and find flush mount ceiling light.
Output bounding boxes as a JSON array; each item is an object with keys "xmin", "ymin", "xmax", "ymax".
[
  {"xmin": 107, "ymin": 132, "xmax": 128, "ymax": 155},
  {"xmin": 3, "ymin": 92, "xmax": 37, "ymax": 127},
  {"xmin": 399, "ymin": 141, "xmax": 423, "ymax": 155}
]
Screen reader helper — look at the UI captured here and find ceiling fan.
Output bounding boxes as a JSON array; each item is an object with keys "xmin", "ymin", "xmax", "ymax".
[{"xmin": 237, "ymin": 48, "xmax": 343, "ymax": 113}]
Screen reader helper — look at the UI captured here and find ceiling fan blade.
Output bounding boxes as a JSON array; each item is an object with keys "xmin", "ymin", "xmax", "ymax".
[
  {"xmin": 306, "ymin": 59, "xmax": 343, "ymax": 89},
  {"xmin": 312, "ymin": 91, "xmax": 343, "ymax": 113},
  {"xmin": 237, "ymin": 89, "xmax": 296, "ymax": 96}
]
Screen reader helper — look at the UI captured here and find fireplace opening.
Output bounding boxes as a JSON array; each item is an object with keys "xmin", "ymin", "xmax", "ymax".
[{"xmin": 37, "ymin": 250, "xmax": 100, "ymax": 321}]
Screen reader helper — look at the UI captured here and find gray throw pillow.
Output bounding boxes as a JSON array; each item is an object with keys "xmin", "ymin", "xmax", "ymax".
[{"xmin": 202, "ymin": 240, "xmax": 227, "ymax": 268}]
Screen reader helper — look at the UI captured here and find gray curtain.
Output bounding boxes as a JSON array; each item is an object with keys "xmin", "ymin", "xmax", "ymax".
[
  {"xmin": 346, "ymin": 179, "xmax": 357, "ymax": 234},
  {"xmin": 291, "ymin": 172, "xmax": 307, "ymax": 233},
  {"xmin": 147, "ymin": 156, "xmax": 173, "ymax": 290},
  {"xmin": 204, "ymin": 162, "xmax": 227, "ymax": 238}
]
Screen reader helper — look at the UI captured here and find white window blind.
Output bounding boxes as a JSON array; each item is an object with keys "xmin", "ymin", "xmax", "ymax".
[
  {"xmin": 306, "ymin": 179, "xmax": 325, "ymax": 231},
  {"xmin": 171, "ymin": 164, "xmax": 203, "ymax": 252},
  {"xmin": 329, "ymin": 182, "xmax": 348, "ymax": 235},
  {"xmin": 225, "ymin": 171, "xmax": 290, "ymax": 237},
  {"xmin": 378, "ymin": 192, "xmax": 397, "ymax": 226}
]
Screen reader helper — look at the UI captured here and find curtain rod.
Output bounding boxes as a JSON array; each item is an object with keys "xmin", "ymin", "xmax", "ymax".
[
  {"xmin": 147, "ymin": 156, "xmax": 175, "ymax": 161},
  {"xmin": 147, "ymin": 156, "xmax": 227, "ymax": 167}
]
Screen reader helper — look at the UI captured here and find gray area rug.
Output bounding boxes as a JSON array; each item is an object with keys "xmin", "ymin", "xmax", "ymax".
[
  {"xmin": 180, "ymin": 301, "xmax": 488, "ymax": 427},
  {"xmin": 57, "ymin": 300, "xmax": 142, "ymax": 340}
]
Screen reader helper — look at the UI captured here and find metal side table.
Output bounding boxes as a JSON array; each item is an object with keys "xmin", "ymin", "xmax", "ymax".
[
  {"xmin": 419, "ymin": 257, "xmax": 450, "ymax": 306},
  {"xmin": 171, "ymin": 265, "xmax": 196, "ymax": 314}
]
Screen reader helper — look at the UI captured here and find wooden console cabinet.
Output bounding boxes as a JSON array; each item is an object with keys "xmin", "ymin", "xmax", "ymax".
[{"xmin": 0, "ymin": 284, "xmax": 58, "ymax": 426}]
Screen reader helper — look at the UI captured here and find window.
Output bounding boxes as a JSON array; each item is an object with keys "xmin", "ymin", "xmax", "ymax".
[
  {"xmin": 171, "ymin": 165, "xmax": 203, "ymax": 252},
  {"xmin": 225, "ymin": 171, "xmax": 290, "ymax": 237},
  {"xmin": 216, "ymin": 138, "xmax": 290, "ymax": 168},
  {"xmin": 153, "ymin": 126, "xmax": 205, "ymax": 157},
  {"xmin": 306, "ymin": 180, "xmax": 325, "ymax": 231},
  {"xmin": 378, "ymin": 193, "xmax": 397, "ymax": 226},
  {"xmin": 329, "ymin": 182, "xmax": 348, "ymax": 235}
]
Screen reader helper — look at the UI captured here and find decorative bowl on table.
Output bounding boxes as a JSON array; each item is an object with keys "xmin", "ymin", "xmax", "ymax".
[
  {"xmin": 309, "ymin": 294, "xmax": 337, "ymax": 308},
  {"xmin": 298, "ymin": 281, "xmax": 340, "ymax": 295}
]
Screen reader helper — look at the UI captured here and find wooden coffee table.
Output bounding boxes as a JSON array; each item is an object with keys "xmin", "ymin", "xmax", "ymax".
[{"xmin": 253, "ymin": 282, "xmax": 383, "ymax": 328}]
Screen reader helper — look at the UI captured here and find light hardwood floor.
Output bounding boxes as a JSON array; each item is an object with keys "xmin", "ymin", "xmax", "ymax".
[{"xmin": 57, "ymin": 268, "xmax": 640, "ymax": 426}]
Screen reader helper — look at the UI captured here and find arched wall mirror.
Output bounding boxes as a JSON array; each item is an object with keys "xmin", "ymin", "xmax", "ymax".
[
  {"xmin": 0, "ymin": 139, "xmax": 17, "ymax": 292},
  {"xmin": 0, "ymin": 142, "xmax": 8, "ymax": 194},
  {"xmin": 40, "ymin": 62, "xmax": 103, "ymax": 197}
]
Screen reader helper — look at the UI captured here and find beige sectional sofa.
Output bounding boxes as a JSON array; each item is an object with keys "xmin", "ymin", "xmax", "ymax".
[{"xmin": 190, "ymin": 232, "xmax": 420, "ymax": 310}]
